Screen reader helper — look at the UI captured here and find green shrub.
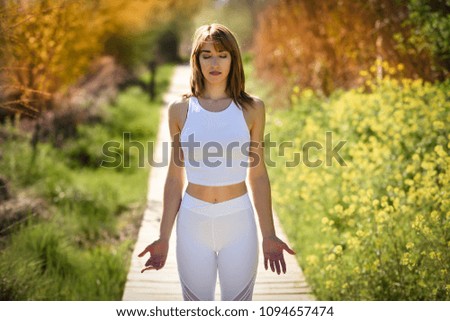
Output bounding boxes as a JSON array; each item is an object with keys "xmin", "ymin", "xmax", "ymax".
[
  {"xmin": 267, "ymin": 66, "xmax": 449, "ymax": 300},
  {"xmin": 64, "ymin": 124, "xmax": 114, "ymax": 168},
  {"xmin": 107, "ymin": 86, "xmax": 158, "ymax": 140}
]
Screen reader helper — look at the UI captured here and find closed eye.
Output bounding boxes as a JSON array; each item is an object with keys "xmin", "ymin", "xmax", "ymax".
[
  {"xmin": 200, "ymin": 53, "xmax": 229, "ymax": 59},
  {"xmin": 202, "ymin": 55, "xmax": 227, "ymax": 59}
]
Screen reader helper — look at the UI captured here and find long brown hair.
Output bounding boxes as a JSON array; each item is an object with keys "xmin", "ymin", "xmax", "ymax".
[{"xmin": 184, "ymin": 24, "xmax": 254, "ymax": 111}]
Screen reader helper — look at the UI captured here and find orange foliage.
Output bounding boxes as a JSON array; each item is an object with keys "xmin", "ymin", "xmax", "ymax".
[
  {"xmin": 0, "ymin": 0, "xmax": 201, "ymax": 118},
  {"xmin": 252, "ymin": 0, "xmax": 439, "ymax": 96},
  {"xmin": 0, "ymin": 1, "xmax": 104, "ymax": 117},
  {"xmin": 98, "ymin": 0, "xmax": 201, "ymax": 34}
]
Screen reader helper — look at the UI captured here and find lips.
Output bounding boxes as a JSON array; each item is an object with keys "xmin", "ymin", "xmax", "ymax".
[{"xmin": 209, "ymin": 71, "xmax": 221, "ymax": 76}]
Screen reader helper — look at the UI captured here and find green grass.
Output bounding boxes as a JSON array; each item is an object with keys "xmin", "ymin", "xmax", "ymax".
[
  {"xmin": 0, "ymin": 63, "xmax": 174, "ymax": 300},
  {"xmin": 0, "ymin": 220, "xmax": 129, "ymax": 300}
]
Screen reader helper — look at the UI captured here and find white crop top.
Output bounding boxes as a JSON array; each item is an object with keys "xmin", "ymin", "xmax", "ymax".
[{"xmin": 180, "ymin": 96, "xmax": 250, "ymax": 186}]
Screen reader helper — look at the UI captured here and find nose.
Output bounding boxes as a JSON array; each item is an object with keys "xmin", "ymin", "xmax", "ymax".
[{"xmin": 211, "ymin": 56, "xmax": 219, "ymax": 67}]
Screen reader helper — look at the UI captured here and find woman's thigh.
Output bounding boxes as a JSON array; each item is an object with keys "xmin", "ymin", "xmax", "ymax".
[
  {"xmin": 217, "ymin": 208, "xmax": 259, "ymax": 301},
  {"xmin": 176, "ymin": 207, "xmax": 218, "ymax": 301}
]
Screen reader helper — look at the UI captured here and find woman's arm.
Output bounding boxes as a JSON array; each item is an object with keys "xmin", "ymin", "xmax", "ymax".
[
  {"xmin": 248, "ymin": 99, "xmax": 275, "ymax": 238},
  {"xmin": 139, "ymin": 99, "xmax": 186, "ymax": 272},
  {"xmin": 248, "ymin": 98, "xmax": 295, "ymax": 275}
]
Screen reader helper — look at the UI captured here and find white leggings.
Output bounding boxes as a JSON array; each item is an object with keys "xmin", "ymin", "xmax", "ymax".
[{"xmin": 176, "ymin": 192, "xmax": 258, "ymax": 301}]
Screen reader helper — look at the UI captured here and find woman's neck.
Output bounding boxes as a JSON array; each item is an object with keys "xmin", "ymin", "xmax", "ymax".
[{"xmin": 202, "ymin": 83, "xmax": 228, "ymax": 100}]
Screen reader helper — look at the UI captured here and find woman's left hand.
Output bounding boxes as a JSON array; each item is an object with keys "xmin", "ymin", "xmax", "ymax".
[{"xmin": 262, "ymin": 235, "xmax": 296, "ymax": 274}]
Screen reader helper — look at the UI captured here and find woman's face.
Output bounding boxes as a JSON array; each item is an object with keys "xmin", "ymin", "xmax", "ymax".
[{"xmin": 198, "ymin": 41, "xmax": 231, "ymax": 86}]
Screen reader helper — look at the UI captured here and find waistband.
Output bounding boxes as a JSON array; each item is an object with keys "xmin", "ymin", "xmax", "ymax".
[{"xmin": 180, "ymin": 192, "xmax": 253, "ymax": 216}]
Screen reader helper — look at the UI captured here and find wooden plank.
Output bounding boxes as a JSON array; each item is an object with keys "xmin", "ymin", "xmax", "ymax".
[
  {"xmin": 123, "ymin": 293, "xmax": 183, "ymax": 301},
  {"xmin": 253, "ymin": 294, "xmax": 314, "ymax": 301}
]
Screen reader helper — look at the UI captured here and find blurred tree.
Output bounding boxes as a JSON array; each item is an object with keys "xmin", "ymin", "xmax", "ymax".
[
  {"xmin": 100, "ymin": 0, "xmax": 201, "ymax": 68},
  {"xmin": 252, "ymin": 0, "xmax": 449, "ymax": 97},
  {"xmin": 0, "ymin": 0, "xmax": 104, "ymax": 118},
  {"xmin": 0, "ymin": 0, "xmax": 202, "ymax": 119},
  {"xmin": 190, "ymin": 0, "xmax": 273, "ymax": 51},
  {"xmin": 397, "ymin": 0, "xmax": 449, "ymax": 74}
]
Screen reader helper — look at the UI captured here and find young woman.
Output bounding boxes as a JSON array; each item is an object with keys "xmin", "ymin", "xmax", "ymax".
[{"xmin": 138, "ymin": 23, "xmax": 295, "ymax": 301}]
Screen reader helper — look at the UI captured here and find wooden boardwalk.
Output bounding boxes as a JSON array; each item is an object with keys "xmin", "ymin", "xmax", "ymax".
[{"xmin": 122, "ymin": 65, "xmax": 314, "ymax": 301}]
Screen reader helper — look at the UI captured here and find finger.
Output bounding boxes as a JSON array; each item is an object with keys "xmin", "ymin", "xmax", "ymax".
[
  {"xmin": 281, "ymin": 257, "xmax": 287, "ymax": 274},
  {"xmin": 140, "ymin": 266, "xmax": 157, "ymax": 273},
  {"xmin": 274, "ymin": 260, "xmax": 281, "ymax": 275},
  {"xmin": 138, "ymin": 246, "xmax": 150, "ymax": 257},
  {"xmin": 264, "ymin": 255, "xmax": 269, "ymax": 270},
  {"xmin": 139, "ymin": 243, "xmax": 157, "ymax": 257},
  {"xmin": 270, "ymin": 259, "xmax": 275, "ymax": 272},
  {"xmin": 283, "ymin": 243, "xmax": 296, "ymax": 255}
]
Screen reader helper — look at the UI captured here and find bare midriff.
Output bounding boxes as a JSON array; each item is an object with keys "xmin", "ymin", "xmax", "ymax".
[{"xmin": 185, "ymin": 181, "xmax": 247, "ymax": 204}]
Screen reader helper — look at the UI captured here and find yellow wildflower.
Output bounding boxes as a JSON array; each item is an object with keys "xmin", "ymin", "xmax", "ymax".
[
  {"xmin": 326, "ymin": 253, "xmax": 336, "ymax": 261},
  {"xmin": 334, "ymin": 204, "xmax": 344, "ymax": 214},
  {"xmin": 434, "ymin": 145, "xmax": 446, "ymax": 157},
  {"xmin": 333, "ymin": 245, "xmax": 343, "ymax": 255},
  {"xmin": 435, "ymin": 121, "xmax": 446, "ymax": 130},
  {"xmin": 325, "ymin": 280, "xmax": 334, "ymax": 289},
  {"xmin": 430, "ymin": 211, "xmax": 439, "ymax": 223},
  {"xmin": 306, "ymin": 255, "xmax": 318, "ymax": 266},
  {"xmin": 401, "ymin": 253, "xmax": 410, "ymax": 265}
]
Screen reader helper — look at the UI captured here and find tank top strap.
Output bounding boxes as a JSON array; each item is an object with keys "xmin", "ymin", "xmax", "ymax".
[
  {"xmin": 187, "ymin": 96, "xmax": 193, "ymax": 113},
  {"xmin": 185, "ymin": 96, "xmax": 197, "ymax": 121},
  {"xmin": 189, "ymin": 96, "xmax": 201, "ymax": 114}
]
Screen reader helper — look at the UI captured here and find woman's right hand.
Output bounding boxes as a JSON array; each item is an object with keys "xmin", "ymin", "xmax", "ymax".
[{"xmin": 138, "ymin": 239, "xmax": 169, "ymax": 273}]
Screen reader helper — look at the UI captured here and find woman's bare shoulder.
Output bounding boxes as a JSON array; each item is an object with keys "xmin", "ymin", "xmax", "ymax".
[
  {"xmin": 245, "ymin": 95, "xmax": 265, "ymax": 117},
  {"xmin": 251, "ymin": 95, "xmax": 265, "ymax": 109},
  {"xmin": 169, "ymin": 96, "xmax": 189, "ymax": 110},
  {"xmin": 168, "ymin": 96, "xmax": 189, "ymax": 122},
  {"xmin": 241, "ymin": 95, "xmax": 265, "ymax": 133}
]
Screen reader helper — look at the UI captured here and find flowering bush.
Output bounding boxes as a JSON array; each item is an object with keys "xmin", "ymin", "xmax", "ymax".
[{"xmin": 267, "ymin": 64, "xmax": 449, "ymax": 300}]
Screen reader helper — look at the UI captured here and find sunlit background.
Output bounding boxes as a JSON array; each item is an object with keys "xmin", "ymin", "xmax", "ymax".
[{"xmin": 0, "ymin": 0, "xmax": 448, "ymax": 300}]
